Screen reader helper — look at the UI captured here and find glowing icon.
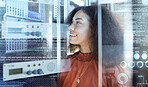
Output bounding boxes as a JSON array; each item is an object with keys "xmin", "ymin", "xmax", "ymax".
[
  {"xmin": 117, "ymin": 73, "xmax": 128, "ymax": 84},
  {"xmin": 134, "ymin": 53, "xmax": 140, "ymax": 60},
  {"xmin": 141, "ymin": 53, "xmax": 147, "ymax": 60},
  {"xmin": 120, "ymin": 61, "xmax": 127, "ymax": 68},
  {"xmin": 145, "ymin": 61, "xmax": 148, "ymax": 68},
  {"xmin": 137, "ymin": 61, "xmax": 143, "ymax": 68},
  {"xmin": 128, "ymin": 61, "xmax": 135, "ymax": 68}
]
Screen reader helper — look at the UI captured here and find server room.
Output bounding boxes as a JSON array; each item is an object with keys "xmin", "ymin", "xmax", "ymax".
[{"xmin": 0, "ymin": 0, "xmax": 148, "ymax": 87}]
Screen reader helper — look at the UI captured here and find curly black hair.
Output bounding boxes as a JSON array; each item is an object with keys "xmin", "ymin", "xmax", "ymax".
[{"xmin": 66, "ymin": 6, "xmax": 123, "ymax": 67}]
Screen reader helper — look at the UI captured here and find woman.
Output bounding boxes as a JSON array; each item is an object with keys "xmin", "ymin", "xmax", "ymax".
[{"xmin": 59, "ymin": 6, "xmax": 127, "ymax": 87}]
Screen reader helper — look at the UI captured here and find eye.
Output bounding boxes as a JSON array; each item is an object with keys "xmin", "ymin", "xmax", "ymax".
[{"xmin": 76, "ymin": 21, "xmax": 81, "ymax": 25}]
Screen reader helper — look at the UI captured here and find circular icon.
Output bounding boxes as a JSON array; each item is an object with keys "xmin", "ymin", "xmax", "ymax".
[
  {"xmin": 120, "ymin": 61, "xmax": 127, "ymax": 68},
  {"xmin": 134, "ymin": 53, "xmax": 140, "ymax": 60},
  {"xmin": 31, "ymin": 32, "xmax": 36, "ymax": 36},
  {"xmin": 117, "ymin": 73, "xmax": 128, "ymax": 84},
  {"xmin": 47, "ymin": 62, "xmax": 55, "ymax": 72},
  {"xmin": 141, "ymin": 53, "xmax": 147, "ymax": 60},
  {"xmin": 128, "ymin": 61, "xmax": 135, "ymax": 68},
  {"xmin": 25, "ymin": 32, "xmax": 30, "ymax": 36},
  {"xmin": 36, "ymin": 31, "xmax": 41, "ymax": 37},
  {"xmin": 137, "ymin": 61, "xmax": 143, "ymax": 68},
  {"xmin": 145, "ymin": 61, "xmax": 148, "ymax": 68}
]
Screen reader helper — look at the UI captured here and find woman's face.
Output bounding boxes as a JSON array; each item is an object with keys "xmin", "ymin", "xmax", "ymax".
[{"xmin": 68, "ymin": 10, "xmax": 91, "ymax": 46}]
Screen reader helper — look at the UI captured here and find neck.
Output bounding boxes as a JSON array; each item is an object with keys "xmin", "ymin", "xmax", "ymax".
[{"xmin": 80, "ymin": 44, "xmax": 93, "ymax": 53}]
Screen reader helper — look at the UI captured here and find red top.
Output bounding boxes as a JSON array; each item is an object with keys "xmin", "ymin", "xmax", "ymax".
[
  {"xmin": 59, "ymin": 51, "xmax": 130, "ymax": 87},
  {"xmin": 59, "ymin": 51, "xmax": 107, "ymax": 87}
]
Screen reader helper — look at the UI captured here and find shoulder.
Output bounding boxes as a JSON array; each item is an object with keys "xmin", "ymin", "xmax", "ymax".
[
  {"xmin": 104, "ymin": 65, "xmax": 126, "ymax": 74},
  {"xmin": 60, "ymin": 52, "xmax": 79, "ymax": 72},
  {"xmin": 63, "ymin": 51, "xmax": 79, "ymax": 60}
]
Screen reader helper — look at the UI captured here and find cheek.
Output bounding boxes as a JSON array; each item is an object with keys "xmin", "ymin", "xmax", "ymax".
[
  {"xmin": 78, "ymin": 29, "xmax": 91, "ymax": 41},
  {"xmin": 82, "ymin": 26, "xmax": 91, "ymax": 36}
]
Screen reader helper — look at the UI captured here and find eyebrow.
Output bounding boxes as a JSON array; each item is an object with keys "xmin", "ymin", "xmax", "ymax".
[{"xmin": 72, "ymin": 18, "xmax": 84, "ymax": 22}]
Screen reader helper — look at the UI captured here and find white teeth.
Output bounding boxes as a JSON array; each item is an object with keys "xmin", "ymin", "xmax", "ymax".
[{"xmin": 70, "ymin": 34, "xmax": 77, "ymax": 36}]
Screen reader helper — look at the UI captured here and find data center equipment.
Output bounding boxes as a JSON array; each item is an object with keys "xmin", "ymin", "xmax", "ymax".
[
  {"xmin": 0, "ymin": 0, "xmax": 5, "ymax": 7},
  {"xmin": 1, "ymin": 21, "xmax": 53, "ymax": 53},
  {"xmin": 1, "ymin": 21, "xmax": 67, "ymax": 54},
  {"xmin": 5, "ymin": 39, "xmax": 27, "ymax": 53},
  {"xmin": 3, "ymin": 59, "xmax": 70, "ymax": 81},
  {"xmin": 0, "ymin": 0, "xmax": 67, "ymax": 86},
  {"xmin": 3, "ymin": 59, "xmax": 57, "ymax": 81},
  {"xmin": 0, "ymin": 7, "xmax": 6, "ymax": 38},
  {"xmin": 5, "ymin": 0, "xmax": 44, "ymax": 21},
  {"xmin": 1, "ymin": 21, "xmax": 52, "ymax": 39}
]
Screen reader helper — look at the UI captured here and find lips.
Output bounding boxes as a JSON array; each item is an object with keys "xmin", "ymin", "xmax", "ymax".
[
  {"xmin": 70, "ymin": 34, "xmax": 77, "ymax": 37},
  {"xmin": 69, "ymin": 33, "xmax": 77, "ymax": 37}
]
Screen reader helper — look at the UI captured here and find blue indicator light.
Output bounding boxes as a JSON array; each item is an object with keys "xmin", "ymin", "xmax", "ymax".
[
  {"xmin": 141, "ymin": 53, "xmax": 147, "ymax": 60},
  {"xmin": 134, "ymin": 53, "xmax": 140, "ymax": 60},
  {"xmin": 138, "ymin": 75, "xmax": 143, "ymax": 77},
  {"xmin": 128, "ymin": 61, "xmax": 135, "ymax": 68},
  {"xmin": 137, "ymin": 61, "xmax": 143, "ymax": 68},
  {"xmin": 145, "ymin": 61, "xmax": 148, "ymax": 68}
]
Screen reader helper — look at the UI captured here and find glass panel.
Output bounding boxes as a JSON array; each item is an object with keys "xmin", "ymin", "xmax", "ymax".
[
  {"xmin": 0, "ymin": 0, "xmax": 69, "ymax": 86},
  {"xmin": 99, "ymin": 0, "xmax": 148, "ymax": 87},
  {"xmin": 1, "ymin": 0, "xmax": 148, "ymax": 87},
  {"xmin": 59, "ymin": 0, "xmax": 100, "ymax": 87},
  {"xmin": 100, "ymin": 1, "xmax": 133, "ymax": 87}
]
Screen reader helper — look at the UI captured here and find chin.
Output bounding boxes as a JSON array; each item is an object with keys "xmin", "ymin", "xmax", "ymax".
[
  {"xmin": 70, "ymin": 42, "xmax": 77, "ymax": 45},
  {"xmin": 70, "ymin": 42, "xmax": 79, "ymax": 45}
]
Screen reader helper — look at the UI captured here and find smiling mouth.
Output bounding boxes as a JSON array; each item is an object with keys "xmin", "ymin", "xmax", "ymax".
[{"xmin": 70, "ymin": 34, "xmax": 77, "ymax": 37}]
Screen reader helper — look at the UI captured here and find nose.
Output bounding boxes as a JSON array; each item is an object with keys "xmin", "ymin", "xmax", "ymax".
[{"xmin": 68, "ymin": 24, "xmax": 75, "ymax": 31}]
